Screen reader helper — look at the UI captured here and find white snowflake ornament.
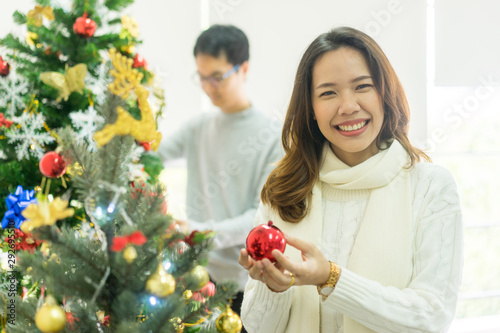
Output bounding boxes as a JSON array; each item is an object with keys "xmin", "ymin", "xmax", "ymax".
[
  {"xmin": 6, "ymin": 112, "xmax": 55, "ymax": 160},
  {"xmin": 69, "ymin": 106, "xmax": 104, "ymax": 150},
  {"xmin": 0, "ymin": 66, "xmax": 30, "ymax": 121}
]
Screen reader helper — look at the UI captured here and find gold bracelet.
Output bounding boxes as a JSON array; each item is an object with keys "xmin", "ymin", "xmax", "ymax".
[{"xmin": 317, "ymin": 262, "xmax": 341, "ymax": 300}]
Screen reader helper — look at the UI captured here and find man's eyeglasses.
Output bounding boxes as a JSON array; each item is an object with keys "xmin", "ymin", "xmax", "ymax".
[{"xmin": 193, "ymin": 64, "xmax": 241, "ymax": 88}]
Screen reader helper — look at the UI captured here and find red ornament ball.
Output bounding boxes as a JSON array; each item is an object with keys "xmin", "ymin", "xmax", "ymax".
[
  {"xmin": 39, "ymin": 152, "xmax": 67, "ymax": 178},
  {"xmin": 132, "ymin": 54, "xmax": 148, "ymax": 69},
  {"xmin": 73, "ymin": 13, "xmax": 97, "ymax": 38},
  {"xmin": 246, "ymin": 221, "xmax": 286, "ymax": 262},
  {"xmin": 0, "ymin": 56, "xmax": 10, "ymax": 77}
]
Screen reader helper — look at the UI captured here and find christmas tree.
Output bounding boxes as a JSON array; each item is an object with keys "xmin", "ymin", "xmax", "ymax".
[
  {"xmin": 0, "ymin": 1, "xmax": 241, "ymax": 332},
  {"xmin": 0, "ymin": 0, "xmax": 165, "ymax": 215}
]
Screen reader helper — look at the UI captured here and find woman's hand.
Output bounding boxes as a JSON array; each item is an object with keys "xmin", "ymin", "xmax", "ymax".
[
  {"xmin": 272, "ymin": 233, "xmax": 331, "ymax": 287},
  {"xmin": 238, "ymin": 233, "xmax": 331, "ymax": 292},
  {"xmin": 239, "ymin": 248, "xmax": 290, "ymax": 292}
]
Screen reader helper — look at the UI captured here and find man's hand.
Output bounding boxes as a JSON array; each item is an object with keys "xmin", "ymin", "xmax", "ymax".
[{"xmin": 173, "ymin": 219, "xmax": 190, "ymax": 233}]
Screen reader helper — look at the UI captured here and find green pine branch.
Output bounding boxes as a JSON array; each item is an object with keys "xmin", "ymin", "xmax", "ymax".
[
  {"xmin": 0, "ymin": 1, "xmax": 237, "ymax": 331},
  {"xmin": 104, "ymin": 0, "xmax": 136, "ymax": 11}
]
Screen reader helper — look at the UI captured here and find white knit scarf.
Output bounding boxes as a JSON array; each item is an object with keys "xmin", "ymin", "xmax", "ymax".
[{"xmin": 271, "ymin": 139, "xmax": 412, "ymax": 333}]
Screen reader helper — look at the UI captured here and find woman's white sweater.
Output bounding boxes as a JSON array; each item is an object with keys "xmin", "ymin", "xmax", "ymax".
[{"xmin": 241, "ymin": 162, "xmax": 463, "ymax": 333}]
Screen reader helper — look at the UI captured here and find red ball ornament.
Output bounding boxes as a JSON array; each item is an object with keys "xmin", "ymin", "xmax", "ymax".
[
  {"xmin": 39, "ymin": 151, "xmax": 67, "ymax": 178},
  {"xmin": 246, "ymin": 221, "xmax": 286, "ymax": 262},
  {"xmin": 0, "ymin": 56, "xmax": 10, "ymax": 77},
  {"xmin": 73, "ymin": 13, "xmax": 97, "ymax": 38},
  {"xmin": 132, "ymin": 54, "xmax": 148, "ymax": 69}
]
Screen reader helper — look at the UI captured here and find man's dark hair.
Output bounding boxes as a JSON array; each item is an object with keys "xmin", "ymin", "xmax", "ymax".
[{"xmin": 193, "ymin": 24, "xmax": 249, "ymax": 65}]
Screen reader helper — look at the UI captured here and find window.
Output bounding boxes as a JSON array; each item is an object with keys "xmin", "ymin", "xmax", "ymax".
[{"xmin": 428, "ymin": 1, "xmax": 500, "ymax": 330}]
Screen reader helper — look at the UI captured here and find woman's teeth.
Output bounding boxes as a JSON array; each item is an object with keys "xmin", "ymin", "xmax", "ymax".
[{"xmin": 337, "ymin": 121, "xmax": 366, "ymax": 132}]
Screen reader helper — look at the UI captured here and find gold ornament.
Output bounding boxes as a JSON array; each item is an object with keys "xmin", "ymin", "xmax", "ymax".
[
  {"xmin": 169, "ymin": 317, "xmax": 184, "ymax": 333},
  {"xmin": 26, "ymin": 31, "xmax": 41, "ymax": 47},
  {"xmin": 27, "ymin": 5, "xmax": 54, "ymax": 27},
  {"xmin": 182, "ymin": 289, "xmax": 192, "ymax": 301},
  {"xmin": 120, "ymin": 44, "xmax": 135, "ymax": 54},
  {"xmin": 123, "ymin": 245, "xmax": 137, "ymax": 264},
  {"xmin": 145, "ymin": 263, "xmax": 176, "ymax": 298},
  {"xmin": 216, "ymin": 305, "xmax": 242, "ymax": 333},
  {"xmin": 40, "ymin": 64, "xmax": 87, "ymax": 102},
  {"xmin": 66, "ymin": 162, "xmax": 84, "ymax": 176},
  {"xmin": 24, "ymin": 94, "xmax": 40, "ymax": 113},
  {"xmin": 96, "ymin": 86, "xmax": 162, "ymax": 150},
  {"xmin": 40, "ymin": 242, "xmax": 51, "ymax": 256},
  {"xmin": 96, "ymin": 310, "xmax": 105, "ymax": 323},
  {"xmin": 94, "ymin": 49, "xmax": 162, "ymax": 150},
  {"xmin": 121, "ymin": 16, "xmax": 139, "ymax": 38},
  {"xmin": 35, "ymin": 295, "xmax": 66, "ymax": 332},
  {"xmin": 94, "ymin": 52, "xmax": 162, "ymax": 150},
  {"xmin": 190, "ymin": 265, "xmax": 210, "ymax": 290},
  {"xmin": 21, "ymin": 197, "xmax": 74, "ymax": 233},
  {"xmin": 107, "ymin": 48, "xmax": 143, "ymax": 99},
  {"xmin": 49, "ymin": 253, "xmax": 61, "ymax": 264}
]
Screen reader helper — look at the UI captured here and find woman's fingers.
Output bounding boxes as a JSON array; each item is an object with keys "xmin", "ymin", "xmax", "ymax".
[
  {"xmin": 241, "ymin": 256, "xmax": 293, "ymax": 291},
  {"xmin": 261, "ymin": 270, "xmax": 286, "ymax": 291},
  {"xmin": 239, "ymin": 250, "xmax": 278, "ymax": 285},
  {"xmin": 239, "ymin": 248, "xmax": 254, "ymax": 270},
  {"xmin": 239, "ymin": 233, "xmax": 330, "ymax": 289},
  {"xmin": 248, "ymin": 261, "xmax": 264, "ymax": 280},
  {"xmin": 273, "ymin": 259, "xmax": 286, "ymax": 273},
  {"xmin": 271, "ymin": 235, "xmax": 330, "ymax": 286},
  {"xmin": 240, "ymin": 249, "xmax": 265, "ymax": 281},
  {"xmin": 238, "ymin": 249, "xmax": 248, "ymax": 267},
  {"xmin": 272, "ymin": 249, "xmax": 299, "ymax": 274},
  {"xmin": 262, "ymin": 259, "xmax": 294, "ymax": 289}
]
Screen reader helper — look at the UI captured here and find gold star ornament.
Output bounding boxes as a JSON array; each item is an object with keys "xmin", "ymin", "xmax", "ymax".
[
  {"xmin": 27, "ymin": 5, "xmax": 55, "ymax": 27},
  {"xmin": 21, "ymin": 197, "xmax": 74, "ymax": 232}
]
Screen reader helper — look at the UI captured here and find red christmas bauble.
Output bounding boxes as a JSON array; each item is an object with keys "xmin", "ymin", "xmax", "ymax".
[
  {"xmin": 39, "ymin": 152, "xmax": 67, "ymax": 178},
  {"xmin": 73, "ymin": 13, "xmax": 97, "ymax": 38},
  {"xmin": 132, "ymin": 54, "xmax": 148, "ymax": 69},
  {"xmin": 0, "ymin": 56, "xmax": 10, "ymax": 77},
  {"xmin": 246, "ymin": 221, "xmax": 286, "ymax": 262}
]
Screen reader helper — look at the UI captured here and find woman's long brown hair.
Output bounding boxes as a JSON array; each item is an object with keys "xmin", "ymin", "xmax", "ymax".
[{"xmin": 261, "ymin": 26, "xmax": 430, "ymax": 223}]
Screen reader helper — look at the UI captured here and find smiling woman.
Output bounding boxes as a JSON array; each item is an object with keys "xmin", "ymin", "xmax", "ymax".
[
  {"xmin": 238, "ymin": 26, "xmax": 463, "ymax": 333},
  {"xmin": 311, "ymin": 47, "xmax": 384, "ymax": 166}
]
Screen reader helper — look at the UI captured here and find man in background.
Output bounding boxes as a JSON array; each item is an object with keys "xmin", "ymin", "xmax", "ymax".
[{"xmin": 158, "ymin": 24, "xmax": 282, "ymax": 321}]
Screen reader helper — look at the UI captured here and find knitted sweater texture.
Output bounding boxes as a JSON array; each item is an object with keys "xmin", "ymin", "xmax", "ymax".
[{"xmin": 241, "ymin": 152, "xmax": 463, "ymax": 332}]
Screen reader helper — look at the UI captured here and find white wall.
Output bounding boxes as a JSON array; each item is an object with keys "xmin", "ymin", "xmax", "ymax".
[
  {"xmin": 435, "ymin": 0, "xmax": 500, "ymax": 86},
  {"xmin": 0, "ymin": 0, "xmax": 427, "ymax": 142},
  {"xmin": 208, "ymin": 0, "xmax": 428, "ymax": 142}
]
